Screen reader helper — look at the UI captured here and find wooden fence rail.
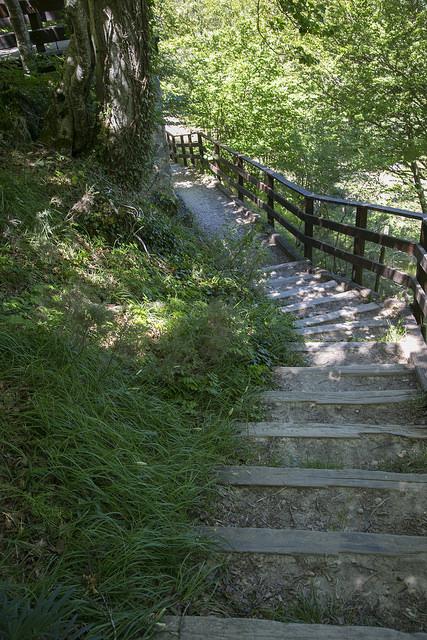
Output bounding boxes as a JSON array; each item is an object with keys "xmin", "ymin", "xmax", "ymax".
[
  {"xmin": 0, "ymin": 0, "xmax": 65, "ymax": 53},
  {"xmin": 166, "ymin": 129, "xmax": 427, "ymax": 335}
]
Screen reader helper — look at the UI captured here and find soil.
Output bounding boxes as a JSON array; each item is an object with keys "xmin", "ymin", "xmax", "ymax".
[
  {"xmin": 274, "ymin": 371, "xmax": 417, "ymax": 392},
  {"xmin": 247, "ymin": 435, "xmax": 427, "ymax": 470},
  {"xmin": 200, "ymin": 552, "xmax": 427, "ymax": 632},
  {"xmin": 264, "ymin": 401, "xmax": 426, "ymax": 425},
  {"xmin": 201, "ymin": 486, "xmax": 427, "ymax": 535}
]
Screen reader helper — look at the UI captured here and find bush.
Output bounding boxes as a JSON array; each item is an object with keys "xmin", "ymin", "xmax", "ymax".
[{"xmin": 0, "ymin": 61, "xmax": 60, "ymax": 147}]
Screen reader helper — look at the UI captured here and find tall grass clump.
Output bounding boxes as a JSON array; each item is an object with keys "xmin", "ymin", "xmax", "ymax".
[{"xmin": 0, "ymin": 148, "xmax": 299, "ymax": 638}]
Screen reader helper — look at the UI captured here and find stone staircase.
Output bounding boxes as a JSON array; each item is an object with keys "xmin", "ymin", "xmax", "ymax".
[{"xmin": 157, "ymin": 259, "xmax": 427, "ymax": 639}]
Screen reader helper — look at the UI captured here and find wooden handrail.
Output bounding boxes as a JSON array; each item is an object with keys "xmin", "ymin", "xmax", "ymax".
[
  {"xmin": 199, "ymin": 132, "xmax": 424, "ymax": 221},
  {"xmin": 166, "ymin": 128, "xmax": 427, "ymax": 335}
]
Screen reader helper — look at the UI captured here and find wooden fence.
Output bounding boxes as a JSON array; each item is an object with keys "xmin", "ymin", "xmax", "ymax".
[
  {"xmin": 0, "ymin": 0, "xmax": 65, "ymax": 53},
  {"xmin": 166, "ymin": 129, "xmax": 427, "ymax": 335}
]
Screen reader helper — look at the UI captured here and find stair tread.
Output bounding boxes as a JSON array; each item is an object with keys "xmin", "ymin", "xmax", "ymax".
[
  {"xmin": 287, "ymin": 341, "xmax": 401, "ymax": 351},
  {"xmin": 217, "ymin": 465, "xmax": 427, "ymax": 489},
  {"xmin": 266, "ymin": 272, "xmax": 322, "ymax": 287},
  {"xmin": 268, "ymin": 280, "xmax": 337, "ymax": 300},
  {"xmin": 238, "ymin": 422, "xmax": 427, "ymax": 439},
  {"xmin": 157, "ymin": 616, "xmax": 427, "ymax": 639},
  {"xmin": 295, "ymin": 302, "xmax": 381, "ymax": 327},
  {"xmin": 295, "ymin": 318, "xmax": 389, "ymax": 336},
  {"xmin": 261, "ymin": 260, "xmax": 311, "ymax": 273},
  {"xmin": 282, "ymin": 289, "xmax": 361, "ymax": 313},
  {"xmin": 197, "ymin": 526, "xmax": 427, "ymax": 556},
  {"xmin": 262, "ymin": 390, "xmax": 419, "ymax": 404},
  {"xmin": 274, "ymin": 364, "xmax": 414, "ymax": 376}
]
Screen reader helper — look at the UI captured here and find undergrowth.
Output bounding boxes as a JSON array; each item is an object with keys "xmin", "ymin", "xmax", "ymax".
[{"xmin": 0, "ymin": 145, "xmax": 299, "ymax": 639}]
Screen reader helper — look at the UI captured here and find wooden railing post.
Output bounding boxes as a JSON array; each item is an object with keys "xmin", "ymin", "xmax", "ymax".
[
  {"xmin": 214, "ymin": 142, "xmax": 221, "ymax": 183},
  {"xmin": 414, "ymin": 216, "xmax": 427, "ymax": 336},
  {"xmin": 28, "ymin": 9, "xmax": 46, "ymax": 53},
  {"xmin": 235, "ymin": 156, "xmax": 244, "ymax": 202},
  {"xmin": 266, "ymin": 173, "xmax": 275, "ymax": 227},
  {"xmin": 304, "ymin": 197, "xmax": 314, "ymax": 260},
  {"xmin": 189, "ymin": 133, "xmax": 196, "ymax": 166},
  {"xmin": 198, "ymin": 133, "xmax": 204, "ymax": 168},
  {"xmin": 171, "ymin": 134, "xmax": 178, "ymax": 163},
  {"xmin": 168, "ymin": 133, "xmax": 174, "ymax": 160},
  {"xmin": 374, "ymin": 225, "xmax": 389, "ymax": 292},
  {"xmin": 180, "ymin": 134, "xmax": 187, "ymax": 167},
  {"xmin": 352, "ymin": 205, "xmax": 368, "ymax": 285}
]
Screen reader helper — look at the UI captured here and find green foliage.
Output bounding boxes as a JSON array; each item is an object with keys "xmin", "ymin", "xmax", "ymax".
[
  {"xmin": 158, "ymin": 0, "xmax": 427, "ymax": 209},
  {"xmin": 0, "ymin": 148, "xmax": 298, "ymax": 639},
  {"xmin": 259, "ymin": 586, "xmax": 360, "ymax": 625},
  {"xmin": 0, "ymin": 589, "xmax": 87, "ymax": 640},
  {"xmin": 0, "ymin": 61, "xmax": 60, "ymax": 148}
]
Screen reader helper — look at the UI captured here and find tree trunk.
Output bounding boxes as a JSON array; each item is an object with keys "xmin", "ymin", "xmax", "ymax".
[
  {"xmin": 410, "ymin": 160, "xmax": 427, "ymax": 214},
  {"xmin": 88, "ymin": 0, "xmax": 155, "ymax": 180},
  {"xmin": 55, "ymin": 0, "xmax": 95, "ymax": 154},
  {"xmin": 57, "ymin": 0, "xmax": 155, "ymax": 182},
  {"xmin": 4, "ymin": 0, "xmax": 34, "ymax": 73}
]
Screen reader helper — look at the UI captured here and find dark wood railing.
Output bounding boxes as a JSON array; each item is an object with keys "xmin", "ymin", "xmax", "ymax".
[
  {"xmin": 166, "ymin": 129, "xmax": 427, "ymax": 336},
  {"xmin": 0, "ymin": 0, "xmax": 65, "ymax": 53}
]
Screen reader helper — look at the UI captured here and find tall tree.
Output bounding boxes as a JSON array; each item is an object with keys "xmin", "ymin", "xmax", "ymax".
[
  {"xmin": 275, "ymin": 0, "xmax": 427, "ymax": 212},
  {"xmin": 55, "ymin": 0, "xmax": 155, "ymax": 183},
  {"xmin": 4, "ymin": 0, "xmax": 34, "ymax": 73}
]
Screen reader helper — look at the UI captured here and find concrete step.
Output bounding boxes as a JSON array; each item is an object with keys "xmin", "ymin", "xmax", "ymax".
[{"xmin": 157, "ymin": 616, "xmax": 427, "ymax": 639}]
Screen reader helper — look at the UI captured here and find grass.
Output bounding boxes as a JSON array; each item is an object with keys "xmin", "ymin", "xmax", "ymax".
[
  {"xmin": 0, "ymin": 141, "xmax": 300, "ymax": 639},
  {"xmin": 379, "ymin": 319, "xmax": 407, "ymax": 343},
  {"xmin": 257, "ymin": 587, "xmax": 363, "ymax": 626},
  {"xmin": 379, "ymin": 444, "xmax": 427, "ymax": 474}
]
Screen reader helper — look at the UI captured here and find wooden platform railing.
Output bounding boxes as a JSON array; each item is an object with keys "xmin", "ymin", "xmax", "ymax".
[
  {"xmin": 0, "ymin": 0, "xmax": 65, "ymax": 53},
  {"xmin": 166, "ymin": 129, "xmax": 427, "ymax": 335}
]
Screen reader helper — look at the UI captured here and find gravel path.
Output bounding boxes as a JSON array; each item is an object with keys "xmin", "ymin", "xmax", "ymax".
[
  {"xmin": 167, "ymin": 120, "xmax": 255, "ymax": 238},
  {"xmin": 171, "ymin": 165, "xmax": 253, "ymax": 237}
]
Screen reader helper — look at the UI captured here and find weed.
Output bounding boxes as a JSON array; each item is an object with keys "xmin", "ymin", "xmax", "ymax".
[
  {"xmin": 262, "ymin": 587, "xmax": 362, "ymax": 625},
  {"xmin": 379, "ymin": 319, "xmax": 406, "ymax": 343},
  {"xmin": 0, "ymin": 588, "xmax": 89, "ymax": 640},
  {"xmin": 379, "ymin": 444, "xmax": 427, "ymax": 474}
]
